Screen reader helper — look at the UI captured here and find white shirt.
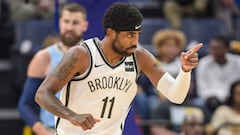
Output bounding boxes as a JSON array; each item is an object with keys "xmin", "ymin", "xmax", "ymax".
[
  {"xmin": 211, "ymin": 105, "xmax": 240, "ymax": 129},
  {"xmin": 196, "ymin": 53, "xmax": 240, "ymax": 101}
]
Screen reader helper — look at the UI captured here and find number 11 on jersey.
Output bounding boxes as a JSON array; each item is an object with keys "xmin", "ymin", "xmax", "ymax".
[{"xmin": 101, "ymin": 97, "xmax": 115, "ymax": 118}]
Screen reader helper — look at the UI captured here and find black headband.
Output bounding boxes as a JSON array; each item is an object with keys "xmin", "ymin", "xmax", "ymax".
[{"xmin": 111, "ymin": 23, "xmax": 142, "ymax": 31}]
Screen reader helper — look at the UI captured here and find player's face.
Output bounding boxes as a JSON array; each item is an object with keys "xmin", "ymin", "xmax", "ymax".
[
  {"xmin": 59, "ymin": 10, "xmax": 88, "ymax": 47},
  {"xmin": 112, "ymin": 31, "xmax": 140, "ymax": 56}
]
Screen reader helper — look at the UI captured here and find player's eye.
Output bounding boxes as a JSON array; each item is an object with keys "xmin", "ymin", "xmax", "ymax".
[
  {"xmin": 73, "ymin": 20, "xmax": 80, "ymax": 25},
  {"xmin": 127, "ymin": 34, "xmax": 133, "ymax": 38},
  {"xmin": 64, "ymin": 20, "xmax": 69, "ymax": 23},
  {"xmin": 127, "ymin": 32, "xmax": 134, "ymax": 38}
]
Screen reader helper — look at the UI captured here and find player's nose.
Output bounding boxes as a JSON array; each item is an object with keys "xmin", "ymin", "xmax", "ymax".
[{"xmin": 66, "ymin": 23, "xmax": 75, "ymax": 31}]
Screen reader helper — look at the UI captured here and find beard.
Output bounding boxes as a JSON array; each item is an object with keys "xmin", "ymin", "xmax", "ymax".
[
  {"xmin": 112, "ymin": 37, "xmax": 136, "ymax": 56},
  {"xmin": 61, "ymin": 31, "xmax": 83, "ymax": 47}
]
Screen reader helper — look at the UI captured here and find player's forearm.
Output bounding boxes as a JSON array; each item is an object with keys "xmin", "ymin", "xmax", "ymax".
[
  {"xmin": 156, "ymin": 68, "xmax": 191, "ymax": 104},
  {"xmin": 18, "ymin": 102, "xmax": 40, "ymax": 126},
  {"xmin": 18, "ymin": 77, "xmax": 43, "ymax": 126},
  {"xmin": 35, "ymin": 87, "xmax": 75, "ymax": 121}
]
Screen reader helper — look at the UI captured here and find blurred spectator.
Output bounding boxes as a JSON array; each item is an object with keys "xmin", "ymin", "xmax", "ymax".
[
  {"xmin": 207, "ymin": 80, "xmax": 240, "ymax": 135},
  {"xmin": 149, "ymin": 100, "xmax": 178, "ymax": 135},
  {"xmin": 203, "ymin": 96, "xmax": 222, "ymax": 123},
  {"xmin": 196, "ymin": 36, "xmax": 240, "ymax": 102},
  {"xmin": 37, "ymin": 0, "xmax": 55, "ymax": 19},
  {"xmin": 153, "ymin": 29, "xmax": 202, "ymax": 108},
  {"xmin": 212, "ymin": 0, "xmax": 240, "ymax": 37},
  {"xmin": 196, "ymin": 36, "xmax": 240, "ymax": 121},
  {"xmin": 152, "ymin": 29, "xmax": 186, "ymax": 77},
  {"xmin": 180, "ymin": 108, "xmax": 205, "ymax": 135},
  {"xmin": 151, "ymin": 29, "xmax": 202, "ymax": 101},
  {"xmin": 149, "ymin": 102, "xmax": 205, "ymax": 135},
  {"xmin": 163, "ymin": 0, "xmax": 209, "ymax": 29},
  {"xmin": 6, "ymin": 0, "xmax": 54, "ymax": 21}
]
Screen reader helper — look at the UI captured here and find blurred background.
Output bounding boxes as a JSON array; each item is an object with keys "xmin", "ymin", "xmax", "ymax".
[{"xmin": 1, "ymin": 0, "xmax": 240, "ymax": 135}]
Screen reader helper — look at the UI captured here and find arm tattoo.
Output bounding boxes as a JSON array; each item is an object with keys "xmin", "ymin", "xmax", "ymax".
[{"xmin": 53, "ymin": 52, "xmax": 78, "ymax": 81}]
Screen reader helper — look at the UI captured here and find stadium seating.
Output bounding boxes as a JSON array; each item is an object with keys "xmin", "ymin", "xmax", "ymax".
[
  {"xmin": 181, "ymin": 18, "xmax": 226, "ymax": 56},
  {"xmin": 181, "ymin": 19, "xmax": 226, "ymax": 44},
  {"xmin": 235, "ymin": 17, "xmax": 240, "ymax": 40},
  {"xmin": 128, "ymin": 0, "xmax": 161, "ymax": 9},
  {"xmin": 128, "ymin": 0, "xmax": 163, "ymax": 17},
  {"xmin": 15, "ymin": 20, "xmax": 57, "ymax": 54},
  {"xmin": 139, "ymin": 18, "xmax": 170, "ymax": 46}
]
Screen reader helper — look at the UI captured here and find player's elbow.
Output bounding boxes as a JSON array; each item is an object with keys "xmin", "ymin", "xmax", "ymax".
[
  {"xmin": 34, "ymin": 88, "xmax": 44, "ymax": 106},
  {"xmin": 169, "ymin": 96, "xmax": 185, "ymax": 104}
]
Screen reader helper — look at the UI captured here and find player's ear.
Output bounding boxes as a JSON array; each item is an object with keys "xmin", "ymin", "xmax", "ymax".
[
  {"xmin": 106, "ymin": 28, "xmax": 116, "ymax": 39},
  {"xmin": 82, "ymin": 20, "xmax": 89, "ymax": 32}
]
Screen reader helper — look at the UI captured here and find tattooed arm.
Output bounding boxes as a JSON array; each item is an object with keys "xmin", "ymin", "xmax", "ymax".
[
  {"xmin": 136, "ymin": 48, "xmax": 165, "ymax": 87},
  {"xmin": 35, "ymin": 45, "xmax": 99, "ymax": 130}
]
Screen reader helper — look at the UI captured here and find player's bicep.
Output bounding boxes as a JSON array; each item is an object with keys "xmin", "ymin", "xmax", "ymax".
[
  {"xmin": 27, "ymin": 50, "xmax": 50, "ymax": 78},
  {"xmin": 43, "ymin": 47, "xmax": 83, "ymax": 93},
  {"xmin": 136, "ymin": 48, "xmax": 165, "ymax": 87},
  {"xmin": 52, "ymin": 50, "xmax": 79, "ymax": 80}
]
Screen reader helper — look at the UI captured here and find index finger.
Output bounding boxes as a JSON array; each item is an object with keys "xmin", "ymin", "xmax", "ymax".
[{"xmin": 186, "ymin": 43, "xmax": 203, "ymax": 56}]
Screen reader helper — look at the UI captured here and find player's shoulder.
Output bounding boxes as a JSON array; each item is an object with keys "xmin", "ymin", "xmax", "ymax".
[
  {"xmin": 70, "ymin": 38, "xmax": 97, "ymax": 56},
  {"xmin": 64, "ymin": 43, "xmax": 90, "ymax": 62},
  {"xmin": 33, "ymin": 48, "xmax": 51, "ymax": 62},
  {"xmin": 27, "ymin": 48, "xmax": 51, "ymax": 77},
  {"xmin": 135, "ymin": 47, "xmax": 154, "ymax": 60}
]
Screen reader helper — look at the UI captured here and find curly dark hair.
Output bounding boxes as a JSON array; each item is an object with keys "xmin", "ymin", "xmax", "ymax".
[{"xmin": 102, "ymin": 2, "xmax": 143, "ymax": 34}]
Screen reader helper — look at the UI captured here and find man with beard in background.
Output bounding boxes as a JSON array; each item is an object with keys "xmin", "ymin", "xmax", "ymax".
[{"xmin": 18, "ymin": 3, "xmax": 88, "ymax": 135}]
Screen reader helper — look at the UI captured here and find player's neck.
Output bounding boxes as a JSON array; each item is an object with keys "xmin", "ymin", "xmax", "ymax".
[{"xmin": 99, "ymin": 38, "xmax": 123, "ymax": 65}]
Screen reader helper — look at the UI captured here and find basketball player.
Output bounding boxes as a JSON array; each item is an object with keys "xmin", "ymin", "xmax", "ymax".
[
  {"xmin": 35, "ymin": 2, "xmax": 202, "ymax": 135},
  {"xmin": 18, "ymin": 3, "xmax": 88, "ymax": 135}
]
